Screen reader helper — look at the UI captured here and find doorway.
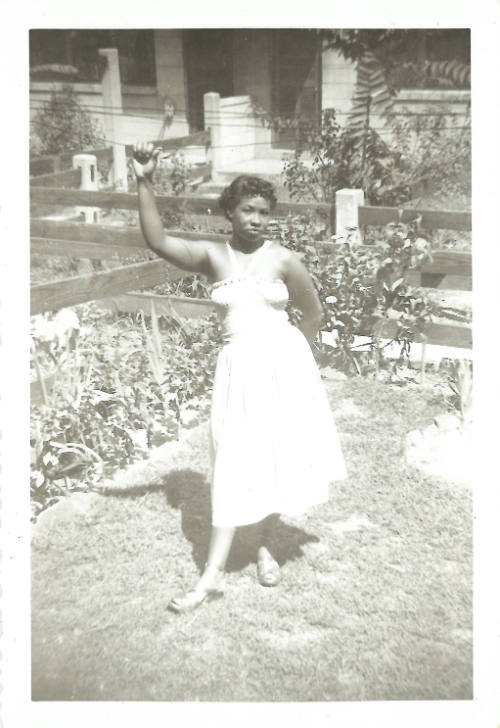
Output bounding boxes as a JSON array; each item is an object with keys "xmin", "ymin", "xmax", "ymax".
[
  {"xmin": 271, "ymin": 29, "xmax": 321, "ymax": 148},
  {"xmin": 183, "ymin": 29, "xmax": 235, "ymax": 131}
]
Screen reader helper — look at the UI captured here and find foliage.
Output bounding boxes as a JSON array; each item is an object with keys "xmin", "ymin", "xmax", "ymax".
[
  {"xmin": 390, "ymin": 109, "xmax": 471, "ymax": 201},
  {"xmin": 276, "ymin": 99, "xmax": 470, "ymax": 207},
  {"xmin": 30, "ymin": 305, "xmax": 221, "ymax": 516},
  {"xmin": 271, "ymin": 215, "xmax": 435, "ymax": 376},
  {"xmin": 443, "ymin": 359, "xmax": 473, "ymax": 423},
  {"xmin": 337, "ymin": 44, "xmax": 470, "ymax": 178},
  {"xmin": 388, "ymin": 60, "xmax": 471, "ymax": 91},
  {"xmin": 347, "ymin": 51, "xmax": 395, "ymax": 141},
  {"xmin": 277, "ymin": 31, "xmax": 470, "ymax": 208},
  {"xmin": 280, "ymin": 109, "xmax": 407, "ymax": 206},
  {"xmin": 319, "ymin": 29, "xmax": 421, "ymax": 70},
  {"xmin": 150, "ymin": 273, "xmax": 211, "ymax": 299},
  {"xmin": 31, "ymin": 84, "xmax": 104, "ymax": 156},
  {"xmin": 126, "ymin": 151, "xmax": 199, "ymax": 226},
  {"xmin": 127, "ymin": 151, "xmax": 194, "ymax": 198},
  {"xmin": 319, "ymin": 29, "xmax": 470, "ymax": 89}
]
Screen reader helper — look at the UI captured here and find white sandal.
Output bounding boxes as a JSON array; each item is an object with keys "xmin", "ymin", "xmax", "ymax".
[{"xmin": 168, "ymin": 568, "xmax": 226, "ymax": 614}]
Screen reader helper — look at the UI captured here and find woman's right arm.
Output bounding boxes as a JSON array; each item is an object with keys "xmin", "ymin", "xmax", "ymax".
[{"xmin": 134, "ymin": 143, "xmax": 211, "ymax": 275}]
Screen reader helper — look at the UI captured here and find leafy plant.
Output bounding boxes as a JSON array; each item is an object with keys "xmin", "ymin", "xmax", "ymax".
[
  {"xmin": 275, "ymin": 94, "xmax": 470, "ymax": 208},
  {"xmin": 389, "ymin": 108, "xmax": 471, "ymax": 201},
  {"xmin": 128, "ymin": 151, "xmax": 194, "ymax": 198},
  {"xmin": 444, "ymin": 359, "xmax": 473, "ymax": 424},
  {"xmin": 388, "ymin": 59, "xmax": 471, "ymax": 91},
  {"xmin": 319, "ymin": 29, "xmax": 470, "ymax": 89},
  {"xmin": 270, "ymin": 215, "xmax": 435, "ymax": 376},
  {"xmin": 30, "ymin": 305, "xmax": 221, "ymax": 516},
  {"xmin": 279, "ymin": 30, "xmax": 471, "ymax": 207},
  {"xmin": 279, "ymin": 109, "xmax": 412, "ymax": 206},
  {"xmin": 31, "ymin": 84, "xmax": 104, "ymax": 156},
  {"xmin": 346, "ymin": 51, "xmax": 394, "ymax": 140}
]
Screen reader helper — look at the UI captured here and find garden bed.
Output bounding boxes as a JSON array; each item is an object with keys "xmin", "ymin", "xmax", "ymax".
[{"xmin": 30, "ymin": 302, "xmax": 220, "ymax": 517}]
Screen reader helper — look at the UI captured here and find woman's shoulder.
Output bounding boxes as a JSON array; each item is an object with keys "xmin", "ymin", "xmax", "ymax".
[
  {"xmin": 266, "ymin": 239, "xmax": 296, "ymax": 259},
  {"xmin": 267, "ymin": 240, "xmax": 303, "ymax": 267}
]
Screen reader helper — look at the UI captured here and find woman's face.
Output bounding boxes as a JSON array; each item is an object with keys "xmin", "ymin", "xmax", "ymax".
[{"xmin": 228, "ymin": 195, "xmax": 271, "ymax": 245}]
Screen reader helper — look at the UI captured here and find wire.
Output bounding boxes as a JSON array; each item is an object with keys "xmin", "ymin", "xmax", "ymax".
[
  {"xmin": 29, "ymin": 95, "xmax": 471, "ymax": 119},
  {"xmin": 29, "ymin": 97, "xmax": 258, "ymax": 118},
  {"xmin": 30, "ymin": 112, "xmax": 471, "ymax": 157},
  {"xmin": 29, "ymin": 102, "xmax": 471, "ymax": 138}
]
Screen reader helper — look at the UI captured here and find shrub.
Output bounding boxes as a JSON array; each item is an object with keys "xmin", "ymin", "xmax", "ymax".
[
  {"xmin": 389, "ymin": 109, "xmax": 471, "ymax": 201},
  {"xmin": 277, "ymin": 106, "xmax": 470, "ymax": 208},
  {"xmin": 280, "ymin": 110, "xmax": 407, "ymax": 206},
  {"xmin": 31, "ymin": 84, "xmax": 104, "ymax": 156},
  {"xmin": 30, "ymin": 304, "xmax": 221, "ymax": 516},
  {"xmin": 270, "ymin": 215, "xmax": 435, "ymax": 375}
]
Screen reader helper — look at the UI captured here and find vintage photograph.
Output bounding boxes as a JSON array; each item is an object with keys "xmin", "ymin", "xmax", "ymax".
[{"xmin": 28, "ymin": 27, "xmax": 473, "ymax": 702}]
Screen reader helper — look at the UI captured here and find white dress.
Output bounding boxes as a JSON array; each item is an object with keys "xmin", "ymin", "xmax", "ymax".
[{"xmin": 209, "ymin": 240, "xmax": 347, "ymax": 527}]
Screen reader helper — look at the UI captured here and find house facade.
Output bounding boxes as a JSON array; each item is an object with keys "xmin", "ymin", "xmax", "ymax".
[
  {"xmin": 30, "ymin": 30, "xmax": 357, "ymax": 145},
  {"xmin": 30, "ymin": 29, "xmax": 470, "ymax": 172}
]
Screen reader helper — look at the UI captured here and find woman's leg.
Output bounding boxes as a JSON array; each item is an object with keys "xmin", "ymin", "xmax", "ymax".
[
  {"xmin": 197, "ymin": 525, "xmax": 236, "ymax": 588},
  {"xmin": 169, "ymin": 525, "xmax": 235, "ymax": 612},
  {"xmin": 257, "ymin": 513, "xmax": 279, "ymax": 557},
  {"xmin": 257, "ymin": 513, "xmax": 281, "ymax": 586}
]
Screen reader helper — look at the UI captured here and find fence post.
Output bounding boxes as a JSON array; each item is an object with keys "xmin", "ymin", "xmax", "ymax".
[
  {"xmin": 335, "ymin": 189, "xmax": 364, "ymax": 245},
  {"xmin": 204, "ymin": 92, "xmax": 223, "ymax": 181},
  {"xmin": 98, "ymin": 48, "xmax": 128, "ymax": 191},
  {"xmin": 72, "ymin": 154, "xmax": 99, "ymax": 224},
  {"xmin": 72, "ymin": 153, "xmax": 99, "ymax": 274}
]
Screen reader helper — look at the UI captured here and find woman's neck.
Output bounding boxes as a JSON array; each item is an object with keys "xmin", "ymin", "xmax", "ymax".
[{"xmin": 229, "ymin": 235, "xmax": 265, "ymax": 254}]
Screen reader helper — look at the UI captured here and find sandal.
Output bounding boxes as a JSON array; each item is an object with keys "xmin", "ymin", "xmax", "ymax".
[
  {"xmin": 257, "ymin": 552, "xmax": 281, "ymax": 587},
  {"xmin": 168, "ymin": 569, "xmax": 226, "ymax": 614}
]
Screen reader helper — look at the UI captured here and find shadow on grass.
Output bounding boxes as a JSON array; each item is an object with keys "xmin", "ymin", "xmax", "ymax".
[{"xmin": 107, "ymin": 468, "xmax": 319, "ymax": 575}]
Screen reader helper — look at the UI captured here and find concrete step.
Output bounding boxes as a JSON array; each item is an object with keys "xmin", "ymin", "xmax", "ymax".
[
  {"xmin": 195, "ymin": 183, "xmax": 224, "ymax": 197},
  {"xmin": 203, "ymin": 152, "xmax": 314, "ymax": 188}
]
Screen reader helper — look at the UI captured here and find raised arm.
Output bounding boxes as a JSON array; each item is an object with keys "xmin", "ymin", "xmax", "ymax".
[
  {"xmin": 133, "ymin": 142, "xmax": 211, "ymax": 275},
  {"xmin": 283, "ymin": 250, "xmax": 323, "ymax": 345}
]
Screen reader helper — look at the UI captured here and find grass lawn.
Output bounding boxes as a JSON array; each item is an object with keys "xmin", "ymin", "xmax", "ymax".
[{"xmin": 31, "ymin": 376, "xmax": 472, "ymax": 701}]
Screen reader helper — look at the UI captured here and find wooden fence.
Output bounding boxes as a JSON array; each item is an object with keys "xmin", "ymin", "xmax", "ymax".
[
  {"xmin": 30, "ymin": 188, "xmax": 472, "ymax": 351},
  {"xmin": 30, "ymin": 130, "xmax": 211, "ymax": 178}
]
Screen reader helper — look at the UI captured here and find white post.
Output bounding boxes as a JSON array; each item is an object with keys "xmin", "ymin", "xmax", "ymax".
[
  {"xmin": 98, "ymin": 48, "xmax": 128, "ymax": 191},
  {"xmin": 204, "ymin": 92, "xmax": 223, "ymax": 181},
  {"xmin": 73, "ymin": 153, "xmax": 99, "ymax": 273},
  {"xmin": 73, "ymin": 153, "xmax": 99, "ymax": 224},
  {"xmin": 335, "ymin": 188, "xmax": 365, "ymax": 245}
]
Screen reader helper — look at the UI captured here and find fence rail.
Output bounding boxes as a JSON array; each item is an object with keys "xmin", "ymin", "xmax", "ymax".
[
  {"xmin": 28, "ymin": 168, "xmax": 82, "ymax": 189},
  {"xmin": 358, "ymin": 205, "xmax": 471, "ymax": 231},
  {"xmin": 30, "ymin": 219, "xmax": 472, "ymax": 281},
  {"xmin": 97, "ymin": 292, "xmax": 471, "ymax": 349},
  {"xmin": 29, "ymin": 186, "xmax": 332, "ymax": 218},
  {"xmin": 30, "ymin": 186, "xmax": 472, "ymax": 234},
  {"xmin": 29, "ymin": 131, "xmax": 212, "ymax": 178},
  {"xmin": 30, "ymin": 181, "xmax": 472, "ymax": 349},
  {"xmin": 30, "ymin": 259, "xmax": 185, "ymax": 315}
]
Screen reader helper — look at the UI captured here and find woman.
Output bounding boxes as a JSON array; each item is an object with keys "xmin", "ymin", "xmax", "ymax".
[{"xmin": 133, "ymin": 143, "xmax": 347, "ymax": 613}]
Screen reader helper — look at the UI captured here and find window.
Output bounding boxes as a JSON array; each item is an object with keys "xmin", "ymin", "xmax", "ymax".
[
  {"xmin": 30, "ymin": 30, "xmax": 156, "ymax": 86},
  {"xmin": 387, "ymin": 29, "xmax": 470, "ymax": 90}
]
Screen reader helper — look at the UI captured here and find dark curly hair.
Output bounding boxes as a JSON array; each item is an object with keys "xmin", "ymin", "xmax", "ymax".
[{"xmin": 218, "ymin": 175, "xmax": 278, "ymax": 220}]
